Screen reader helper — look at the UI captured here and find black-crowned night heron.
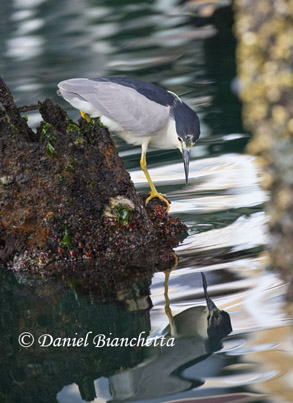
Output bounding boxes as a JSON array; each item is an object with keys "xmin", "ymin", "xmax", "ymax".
[{"xmin": 57, "ymin": 77, "xmax": 200, "ymax": 211}]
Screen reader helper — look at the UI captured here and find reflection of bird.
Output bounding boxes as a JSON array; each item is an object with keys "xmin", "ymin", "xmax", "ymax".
[
  {"xmin": 109, "ymin": 272, "xmax": 232, "ymax": 401},
  {"xmin": 164, "ymin": 272, "xmax": 232, "ymax": 346},
  {"xmin": 57, "ymin": 77, "xmax": 200, "ymax": 211}
]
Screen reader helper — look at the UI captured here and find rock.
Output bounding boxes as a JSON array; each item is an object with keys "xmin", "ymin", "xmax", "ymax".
[
  {"xmin": 0, "ymin": 176, "xmax": 14, "ymax": 186},
  {"xmin": 0, "ymin": 78, "xmax": 188, "ymax": 283}
]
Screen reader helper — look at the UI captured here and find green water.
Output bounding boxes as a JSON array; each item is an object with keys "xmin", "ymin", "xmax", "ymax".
[{"xmin": 0, "ymin": 1, "xmax": 292, "ymax": 402}]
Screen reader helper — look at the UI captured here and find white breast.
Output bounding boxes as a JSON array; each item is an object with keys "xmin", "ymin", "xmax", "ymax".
[
  {"xmin": 103, "ymin": 116, "xmax": 181, "ymax": 150},
  {"xmin": 148, "ymin": 118, "xmax": 180, "ymax": 150}
]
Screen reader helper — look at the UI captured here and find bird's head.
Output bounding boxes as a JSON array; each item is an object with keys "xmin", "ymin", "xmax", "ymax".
[
  {"xmin": 201, "ymin": 272, "xmax": 232, "ymax": 350},
  {"xmin": 172, "ymin": 99, "xmax": 200, "ymax": 184}
]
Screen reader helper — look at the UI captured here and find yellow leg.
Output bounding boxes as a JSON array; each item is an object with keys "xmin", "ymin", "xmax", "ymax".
[
  {"xmin": 140, "ymin": 150, "xmax": 170, "ymax": 211},
  {"xmin": 80, "ymin": 110, "xmax": 91, "ymax": 123},
  {"xmin": 164, "ymin": 253, "xmax": 178, "ymax": 337}
]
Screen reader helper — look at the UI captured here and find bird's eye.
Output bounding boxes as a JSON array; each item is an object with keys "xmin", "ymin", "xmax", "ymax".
[{"xmin": 178, "ymin": 137, "xmax": 182, "ymax": 142}]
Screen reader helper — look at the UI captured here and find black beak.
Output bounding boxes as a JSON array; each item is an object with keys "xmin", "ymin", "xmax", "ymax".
[
  {"xmin": 201, "ymin": 272, "xmax": 217, "ymax": 311},
  {"xmin": 183, "ymin": 149, "xmax": 190, "ymax": 184}
]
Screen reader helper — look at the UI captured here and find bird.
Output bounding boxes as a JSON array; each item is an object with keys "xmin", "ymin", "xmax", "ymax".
[{"xmin": 57, "ymin": 76, "xmax": 201, "ymax": 211}]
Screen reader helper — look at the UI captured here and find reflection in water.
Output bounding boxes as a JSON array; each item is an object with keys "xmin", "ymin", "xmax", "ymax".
[
  {"xmin": 164, "ymin": 272, "xmax": 232, "ymax": 343},
  {"xmin": 107, "ymin": 273, "xmax": 232, "ymax": 402},
  {"xmin": 0, "ymin": 270, "xmax": 152, "ymax": 403},
  {"xmin": 0, "ymin": 268, "xmax": 231, "ymax": 403}
]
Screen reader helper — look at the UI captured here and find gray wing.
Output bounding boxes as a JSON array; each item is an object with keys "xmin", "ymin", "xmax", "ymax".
[{"xmin": 58, "ymin": 78, "xmax": 170, "ymax": 134}]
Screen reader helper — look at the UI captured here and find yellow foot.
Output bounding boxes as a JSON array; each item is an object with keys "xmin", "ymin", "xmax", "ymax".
[
  {"xmin": 80, "ymin": 110, "xmax": 91, "ymax": 123},
  {"xmin": 146, "ymin": 191, "xmax": 170, "ymax": 211}
]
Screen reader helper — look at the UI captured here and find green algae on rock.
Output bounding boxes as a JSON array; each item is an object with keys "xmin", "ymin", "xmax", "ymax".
[{"xmin": 0, "ymin": 77, "xmax": 187, "ymax": 280}]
